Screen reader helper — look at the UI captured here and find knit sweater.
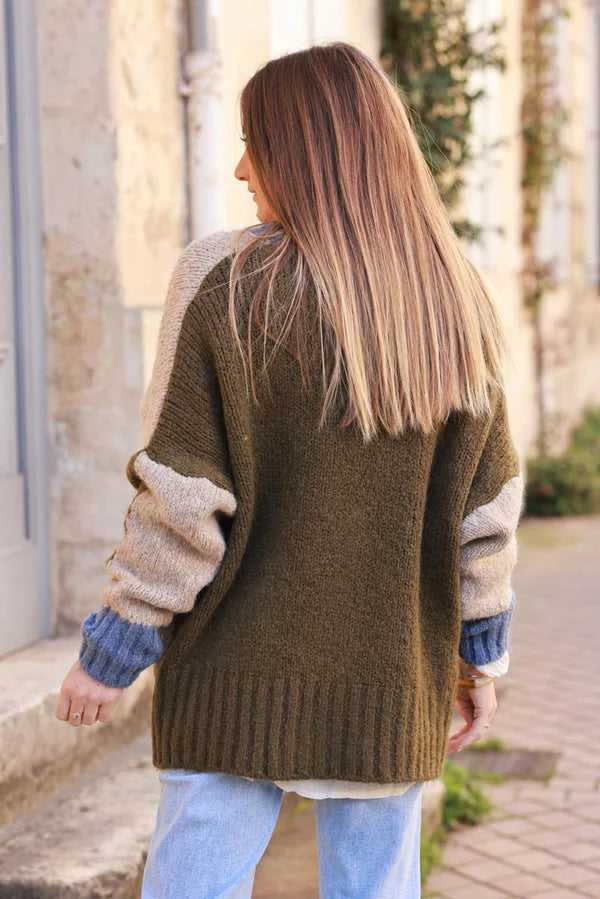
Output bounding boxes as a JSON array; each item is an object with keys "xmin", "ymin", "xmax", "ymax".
[{"xmin": 79, "ymin": 227, "xmax": 524, "ymax": 788}]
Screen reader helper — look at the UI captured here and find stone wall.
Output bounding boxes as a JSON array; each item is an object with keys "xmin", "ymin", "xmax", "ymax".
[
  {"xmin": 36, "ymin": 0, "xmax": 185, "ymax": 629},
  {"xmin": 34, "ymin": 0, "xmax": 600, "ymax": 634}
]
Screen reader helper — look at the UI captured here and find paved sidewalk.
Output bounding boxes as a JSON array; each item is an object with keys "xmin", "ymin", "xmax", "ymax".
[{"xmin": 425, "ymin": 513, "xmax": 600, "ymax": 899}]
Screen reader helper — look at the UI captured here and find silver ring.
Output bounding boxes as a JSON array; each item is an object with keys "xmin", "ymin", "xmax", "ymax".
[{"xmin": 71, "ymin": 712, "xmax": 82, "ymax": 720}]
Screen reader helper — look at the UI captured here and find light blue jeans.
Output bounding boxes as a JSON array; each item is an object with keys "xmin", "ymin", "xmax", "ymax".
[{"xmin": 141, "ymin": 769, "xmax": 425, "ymax": 898}]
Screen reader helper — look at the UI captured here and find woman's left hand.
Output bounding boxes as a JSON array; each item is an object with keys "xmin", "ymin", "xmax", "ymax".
[{"xmin": 54, "ymin": 658, "xmax": 124, "ymax": 727}]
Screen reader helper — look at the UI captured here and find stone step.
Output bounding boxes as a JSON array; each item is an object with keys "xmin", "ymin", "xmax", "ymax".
[
  {"xmin": 0, "ymin": 730, "xmax": 447, "ymax": 899},
  {"xmin": 0, "ymin": 634, "xmax": 154, "ymax": 827},
  {"xmin": 0, "ymin": 731, "xmax": 159, "ymax": 899}
]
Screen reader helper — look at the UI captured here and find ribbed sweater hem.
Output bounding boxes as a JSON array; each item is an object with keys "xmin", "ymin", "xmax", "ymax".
[{"xmin": 151, "ymin": 657, "xmax": 457, "ymax": 783}]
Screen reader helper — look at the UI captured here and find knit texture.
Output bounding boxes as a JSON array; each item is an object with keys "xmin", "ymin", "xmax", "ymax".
[
  {"xmin": 79, "ymin": 605, "xmax": 167, "ymax": 688},
  {"xmin": 459, "ymin": 590, "xmax": 516, "ymax": 665},
  {"xmin": 79, "ymin": 229, "xmax": 525, "ymax": 783},
  {"xmin": 78, "ymin": 600, "xmax": 514, "ymax": 687}
]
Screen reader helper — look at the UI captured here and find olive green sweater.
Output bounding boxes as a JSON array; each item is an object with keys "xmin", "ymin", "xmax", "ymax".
[{"xmin": 80, "ymin": 228, "xmax": 524, "ymax": 784}]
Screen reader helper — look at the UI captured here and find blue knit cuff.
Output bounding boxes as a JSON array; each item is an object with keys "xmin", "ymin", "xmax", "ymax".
[
  {"xmin": 79, "ymin": 605, "xmax": 169, "ymax": 688},
  {"xmin": 459, "ymin": 590, "xmax": 516, "ymax": 666}
]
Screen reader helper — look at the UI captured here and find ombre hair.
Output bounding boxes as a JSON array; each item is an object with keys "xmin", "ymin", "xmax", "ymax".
[{"xmin": 228, "ymin": 41, "xmax": 511, "ymax": 442}]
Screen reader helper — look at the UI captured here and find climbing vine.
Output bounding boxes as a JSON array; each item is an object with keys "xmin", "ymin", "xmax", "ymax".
[
  {"xmin": 521, "ymin": 0, "xmax": 571, "ymax": 317},
  {"xmin": 380, "ymin": 0, "xmax": 507, "ymax": 241},
  {"xmin": 521, "ymin": 0, "xmax": 571, "ymax": 457}
]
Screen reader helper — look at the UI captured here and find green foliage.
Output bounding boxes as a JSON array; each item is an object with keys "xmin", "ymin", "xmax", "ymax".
[
  {"xmin": 519, "ymin": 1, "xmax": 572, "ymax": 457},
  {"xmin": 470, "ymin": 770, "xmax": 506, "ymax": 783},
  {"xmin": 526, "ymin": 408, "xmax": 600, "ymax": 515},
  {"xmin": 380, "ymin": 0, "xmax": 506, "ymax": 240},
  {"xmin": 521, "ymin": 0, "xmax": 571, "ymax": 315},
  {"xmin": 571, "ymin": 408, "xmax": 600, "ymax": 458},
  {"xmin": 420, "ymin": 827, "xmax": 445, "ymax": 883},
  {"xmin": 420, "ymin": 758, "xmax": 493, "ymax": 886},
  {"xmin": 441, "ymin": 758, "xmax": 492, "ymax": 827},
  {"xmin": 468, "ymin": 736, "xmax": 506, "ymax": 752}
]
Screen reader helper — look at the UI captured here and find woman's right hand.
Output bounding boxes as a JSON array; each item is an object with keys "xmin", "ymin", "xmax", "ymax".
[{"xmin": 446, "ymin": 680, "xmax": 498, "ymax": 754}]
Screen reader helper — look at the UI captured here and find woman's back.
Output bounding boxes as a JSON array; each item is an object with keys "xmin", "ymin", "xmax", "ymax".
[{"xmin": 142, "ymin": 229, "xmax": 522, "ymax": 783}]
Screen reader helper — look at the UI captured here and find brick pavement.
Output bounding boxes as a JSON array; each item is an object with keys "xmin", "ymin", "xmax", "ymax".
[{"xmin": 424, "ymin": 513, "xmax": 600, "ymax": 899}]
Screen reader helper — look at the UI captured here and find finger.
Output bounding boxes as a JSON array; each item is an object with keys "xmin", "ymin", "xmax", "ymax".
[
  {"xmin": 448, "ymin": 731, "xmax": 475, "ymax": 753},
  {"xmin": 68, "ymin": 702, "xmax": 85, "ymax": 727},
  {"xmin": 447, "ymin": 720, "xmax": 472, "ymax": 744},
  {"xmin": 448, "ymin": 726, "xmax": 471, "ymax": 743},
  {"xmin": 455, "ymin": 700, "xmax": 475, "ymax": 726},
  {"xmin": 447, "ymin": 724, "xmax": 471, "ymax": 749},
  {"xmin": 55, "ymin": 691, "xmax": 71, "ymax": 721},
  {"xmin": 97, "ymin": 701, "xmax": 117, "ymax": 723},
  {"xmin": 451, "ymin": 722, "xmax": 472, "ymax": 738},
  {"xmin": 82, "ymin": 703, "xmax": 100, "ymax": 726},
  {"xmin": 448, "ymin": 712, "xmax": 493, "ymax": 751},
  {"xmin": 446, "ymin": 734, "xmax": 470, "ymax": 753},
  {"xmin": 457, "ymin": 720, "xmax": 490, "ymax": 750}
]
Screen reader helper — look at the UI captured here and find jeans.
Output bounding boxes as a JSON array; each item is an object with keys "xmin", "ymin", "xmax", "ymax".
[{"xmin": 141, "ymin": 769, "xmax": 425, "ymax": 898}]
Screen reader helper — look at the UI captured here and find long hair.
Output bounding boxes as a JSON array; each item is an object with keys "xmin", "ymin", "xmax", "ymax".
[{"xmin": 227, "ymin": 41, "xmax": 511, "ymax": 442}]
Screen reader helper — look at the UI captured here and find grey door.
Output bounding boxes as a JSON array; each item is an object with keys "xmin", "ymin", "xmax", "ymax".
[{"xmin": 0, "ymin": 0, "xmax": 48, "ymax": 654}]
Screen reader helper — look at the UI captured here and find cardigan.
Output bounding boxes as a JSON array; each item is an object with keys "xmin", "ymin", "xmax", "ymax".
[{"xmin": 79, "ymin": 227, "xmax": 525, "ymax": 790}]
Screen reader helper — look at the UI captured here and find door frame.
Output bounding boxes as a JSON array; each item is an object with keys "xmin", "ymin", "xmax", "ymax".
[{"xmin": 4, "ymin": 0, "xmax": 51, "ymax": 646}]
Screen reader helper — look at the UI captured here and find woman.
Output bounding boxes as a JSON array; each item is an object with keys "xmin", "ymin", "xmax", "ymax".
[{"xmin": 55, "ymin": 42, "xmax": 524, "ymax": 898}]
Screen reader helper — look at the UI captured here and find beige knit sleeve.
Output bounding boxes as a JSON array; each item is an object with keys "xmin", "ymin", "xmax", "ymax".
[
  {"xmin": 103, "ymin": 256, "xmax": 237, "ymax": 629},
  {"xmin": 457, "ymin": 389, "xmax": 525, "ymax": 667},
  {"xmin": 459, "ymin": 472, "xmax": 524, "ymax": 622},
  {"xmin": 459, "ymin": 389, "xmax": 524, "ymax": 621},
  {"xmin": 79, "ymin": 234, "xmax": 239, "ymax": 686}
]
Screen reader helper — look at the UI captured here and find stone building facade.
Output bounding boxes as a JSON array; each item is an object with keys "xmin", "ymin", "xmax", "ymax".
[{"xmin": 1, "ymin": 0, "xmax": 599, "ymax": 660}]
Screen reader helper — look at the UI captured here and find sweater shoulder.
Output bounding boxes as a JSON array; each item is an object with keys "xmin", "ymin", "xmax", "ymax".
[
  {"xmin": 140, "ymin": 228, "xmax": 253, "ymax": 443},
  {"xmin": 172, "ymin": 228, "xmax": 247, "ymax": 305},
  {"xmin": 182, "ymin": 226, "xmax": 270, "ymax": 328}
]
